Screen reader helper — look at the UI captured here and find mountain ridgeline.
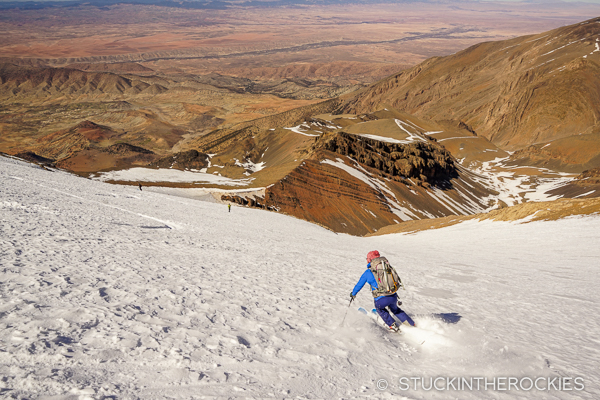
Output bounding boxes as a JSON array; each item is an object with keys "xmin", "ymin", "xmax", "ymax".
[
  {"xmin": 3, "ymin": 17, "xmax": 600, "ymax": 235},
  {"xmin": 339, "ymin": 17, "xmax": 600, "ymax": 169}
]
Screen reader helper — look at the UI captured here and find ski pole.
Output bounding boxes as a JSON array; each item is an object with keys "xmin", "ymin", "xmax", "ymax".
[{"xmin": 340, "ymin": 296, "xmax": 354, "ymax": 326}]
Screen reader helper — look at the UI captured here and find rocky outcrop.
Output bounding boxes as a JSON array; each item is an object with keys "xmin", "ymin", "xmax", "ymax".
[
  {"xmin": 13, "ymin": 151, "xmax": 55, "ymax": 165},
  {"xmin": 576, "ymin": 167, "xmax": 600, "ymax": 185},
  {"xmin": 221, "ymin": 194, "xmax": 276, "ymax": 211},
  {"xmin": 150, "ymin": 150, "xmax": 209, "ymax": 170},
  {"xmin": 319, "ymin": 131, "xmax": 457, "ymax": 185},
  {"xmin": 219, "ymin": 127, "xmax": 489, "ymax": 235},
  {"xmin": 104, "ymin": 143, "xmax": 154, "ymax": 156}
]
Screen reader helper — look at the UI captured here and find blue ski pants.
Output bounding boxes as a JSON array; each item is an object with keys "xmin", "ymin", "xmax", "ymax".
[{"xmin": 374, "ymin": 294, "xmax": 415, "ymax": 327}]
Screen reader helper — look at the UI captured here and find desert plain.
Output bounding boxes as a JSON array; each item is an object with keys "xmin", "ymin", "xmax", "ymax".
[{"xmin": 1, "ymin": 1, "xmax": 598, "ymax": 154}]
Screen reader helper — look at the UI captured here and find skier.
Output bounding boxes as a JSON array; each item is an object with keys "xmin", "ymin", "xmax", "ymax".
[
  {"xmin": 138, "ymin": 183, "xmax": 142, "ymax": 191},
  {"xmin": 350, "ymin": 250, "xmax": 415, "ymax": 332},
  {"xmin": 228, "ymin": 203, "xmax": 231, "ymax": 212}
]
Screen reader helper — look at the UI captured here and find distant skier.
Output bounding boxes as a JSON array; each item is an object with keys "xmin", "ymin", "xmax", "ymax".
[
  {"xmin": 228, "ymin": 203, "xmax": 231, "ymax": 213},
  {"xmin": 138, "ymin": 183, "xmax": 142, "ymax": 191},
  {"xmin": 350, "ymin": 250, "xmax": 415, "ymax": 332}
]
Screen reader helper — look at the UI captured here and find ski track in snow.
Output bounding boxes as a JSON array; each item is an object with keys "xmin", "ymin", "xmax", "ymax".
[{"xmin": 1, "ymin": 156, "xmax": 600, "ymax": 399}]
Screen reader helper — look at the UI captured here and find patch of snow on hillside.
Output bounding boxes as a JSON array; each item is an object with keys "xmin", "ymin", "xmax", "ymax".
[
  {"xmin": 574, "ymin": 190, "xmax": 596, "ymax": 198},
  {"xmin": 234, "ymin": 158, "xmax": 266, "ymax": 173},
  {"xmin": 527, "ymin": 58, "xmax": 555, "ymax": 71},
  {"xmin": 426, "ymin": 187, "xmax": 476, "ymax": 216},
  {"xmin": 438, "ymin": 136, "xmax": 479, "ymax": 143},
  {"xmin": 499, "ymin": 44, "xmax": 519, "ymax": 52},
  {"xmin": 404, "ymin": 119, "xmax": 426, "ymax": 132},
  {"xmin": 450, "ymin": 179, "xmax": 489, "ymax": 213},
  {"xmin": 96, "ymin": 167, "xmax": 254, "ymax": 186},
  {"xmin": 542, "ymin": 39, "xmax": 585, "ymax": 56},
  {"xmin": 525, "ymin": 34, "xmax": 549, "ymax": 44},
  {"xmin": 394, "ymin": 119, "xmax": 427, "ymax": 143},
  {"xmin": 524, "ymin": 176, "xmax": 571, "ymax": 202},
  {"xmin": 199, "ymin": 153, "xmax": 216, "ymax": 173},
  {"xmin": 359, "ymin": 134, "xmax": 404, "ymax": 144},
  {"xmin": 322, "ymin": 158, "xmax": 378, "ymax": 191},
  {"xmin": 550, "ymin": 65, "xmax": 568, "ymax": 73},
  {"xmin": 471, "ymin": 157, "xmax": 575, "ymax": 206},
  {"xmin": 285, "ymin": 123, "xmax": 320, "ymax": 137},
  {"xmin": 543, "ymin": 37, "xmax": 560, "ymax": 47}
]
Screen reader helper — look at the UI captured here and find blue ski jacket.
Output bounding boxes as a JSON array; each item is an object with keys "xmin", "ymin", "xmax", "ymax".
[{"xmin": 352, "ymin": 263, "xmax": 387, "ymax": 301}]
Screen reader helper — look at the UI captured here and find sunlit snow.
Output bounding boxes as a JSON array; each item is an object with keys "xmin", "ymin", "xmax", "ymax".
[
  {"xmin": 284, "ymin": 124, "xmax": 320, "ymax": 137},
  {"xmin": 394, "ymin": 119, "xmax": 428, "ymax": 143},
  {"xmin": 359, "ymin": 134, "xmax": 405, "ymax": 144},
  {"xmin": 2, "ymin": 156, "xmax": 600, "ymax": 399},
  {"xmin": 96, "ymin": 167, "xmax": 254, "ymax": 186}
]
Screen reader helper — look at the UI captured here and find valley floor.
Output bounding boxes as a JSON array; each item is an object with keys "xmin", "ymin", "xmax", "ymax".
[{"xmin": 1, "ymin": 155, "xmax": 599, "ymax": 399}]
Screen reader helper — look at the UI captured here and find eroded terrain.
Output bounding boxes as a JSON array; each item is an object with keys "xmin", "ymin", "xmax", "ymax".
[{"xmin": 2, "ymin": 2, "xmax": 600, "ymax": 235}]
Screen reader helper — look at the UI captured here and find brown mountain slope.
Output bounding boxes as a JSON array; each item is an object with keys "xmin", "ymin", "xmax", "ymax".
[
  {"xmin": 506, "ymin": 131, "xmax": 600, "ymax": 173},
  {"xmin": 259, "ymin": 145, "xmax": 493, "ymax": 236},
  {"xmin": 205, "ymin": 111, "xmax": 496, "ymax": 236},
  {"xmin": 0, "ymin": 63, "xmax": 154, "ymax": 99},
  {"xmin": 338, "ymin": 17, "xmax": 600, "ymax": 168},
  {"xmin": 65, "ymin": 62, "xmax": 155, "ymax": 74},
  {"xmin": 32, "ymin": 120, "xmax": 118, "ymax": 160},
  {"xmin": 26, "ymin": 120, "xmax": 158, "ymax": 173},
  {"xmin": 0, "ymin": 62, "xmax": 345, "ymax": 161}
]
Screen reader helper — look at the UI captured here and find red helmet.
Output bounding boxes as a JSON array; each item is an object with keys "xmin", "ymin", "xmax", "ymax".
[{"xmin": 366, "ymin": 250, "xmax": 380, "ymax": 263}]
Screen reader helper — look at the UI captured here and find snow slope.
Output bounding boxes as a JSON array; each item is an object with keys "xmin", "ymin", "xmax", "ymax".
[{"xmin": 1, "ymin": 155, "xmax": 599, "ymax": 399}]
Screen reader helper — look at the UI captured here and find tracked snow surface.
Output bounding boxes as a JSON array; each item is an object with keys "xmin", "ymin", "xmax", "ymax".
[{"xmin": 1, "ymin": 155, "xmax": 599, "ymax": 399}]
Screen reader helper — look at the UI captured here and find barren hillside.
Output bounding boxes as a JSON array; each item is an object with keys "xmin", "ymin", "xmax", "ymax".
[{"xmin": 339, "ymin": 17, "xmax": 600, "ymax": 171}]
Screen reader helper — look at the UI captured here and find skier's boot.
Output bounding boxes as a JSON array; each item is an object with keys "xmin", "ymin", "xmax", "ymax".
[{"xmin": 389, "ymin": 322, "xmax": 401, "ymax": 333}]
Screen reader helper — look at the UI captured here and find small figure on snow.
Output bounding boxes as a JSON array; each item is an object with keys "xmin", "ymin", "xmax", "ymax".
[
  {"xmin": 228, "ymin": 203, "xmax": 231, "ymax": 213},
  {"xmin": 350, "ymin": 250, "xmax": 415, "ymax": 332},
  {"xmin": 138, "ymin": 183, "xmax": 142, "ymax": 191}
]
